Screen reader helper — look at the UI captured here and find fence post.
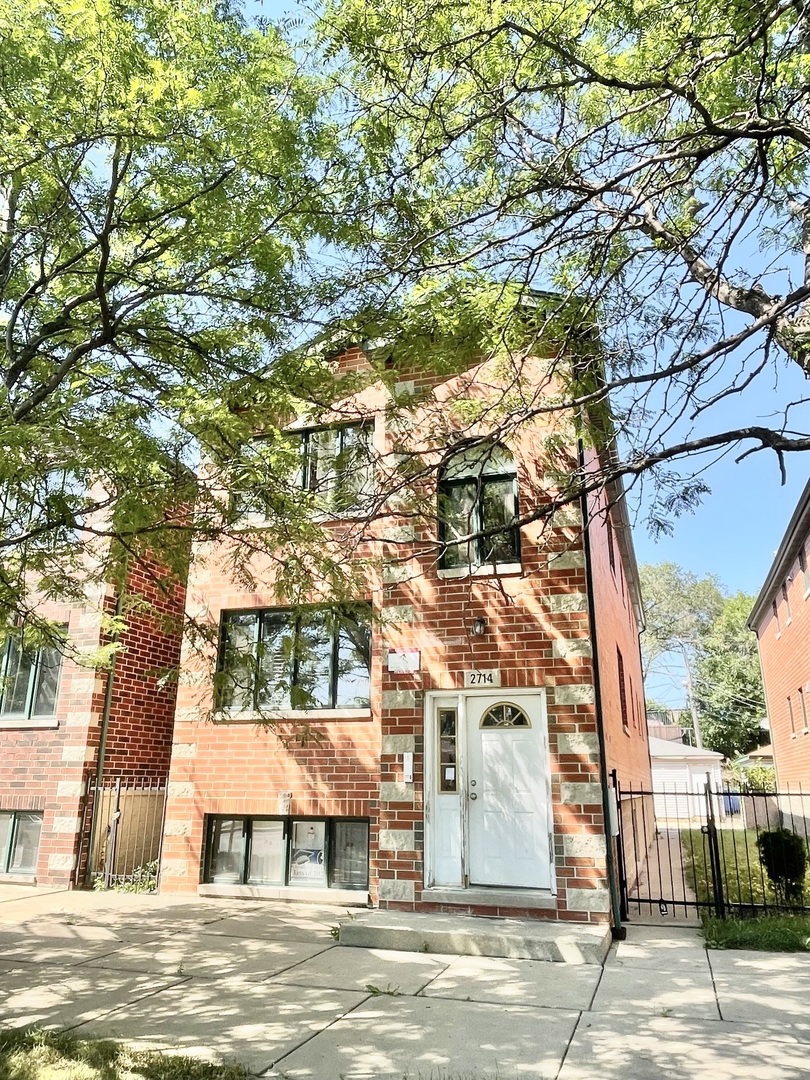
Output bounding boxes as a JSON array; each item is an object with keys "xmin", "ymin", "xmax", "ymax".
[
  {"xmin": 704, "ymin": 775, "xmax": 726, "ymax": 919},
  {"xmin": 611, "ymin": 770, "xmax": 629, "ymax": 921},
  {"xmin": 104, "ymin": 778, "xmax": 122, "ymax": 888}
]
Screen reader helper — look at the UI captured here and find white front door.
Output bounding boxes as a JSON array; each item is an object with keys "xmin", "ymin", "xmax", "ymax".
[
  {"xmin": 425, "ymin": 690, "xmax": 552, "ymax": 891},
  {"xmin": 465, "ymin": 694, "xmax": 551, "ymax": 889}
]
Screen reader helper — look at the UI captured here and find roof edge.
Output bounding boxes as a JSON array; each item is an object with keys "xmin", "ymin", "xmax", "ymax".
[{"xmin": 748, "ymin": 476, "xmax": 810, "ymax": 631}]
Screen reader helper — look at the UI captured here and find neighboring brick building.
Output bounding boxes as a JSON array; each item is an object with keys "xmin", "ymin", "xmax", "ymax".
[
  {"xmin": 160, "ymin": 343, "xmax": 651, "ymax": 928},
  {"xmin": 0, "ymin": 556, "xmax": 186, "ymax": 887},
  {"xmin": 749, "ymin": 478, "xmax": 810, "ymax": 789}
]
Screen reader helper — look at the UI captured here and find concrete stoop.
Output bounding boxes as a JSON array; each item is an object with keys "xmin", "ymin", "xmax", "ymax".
[{"xmin": 337, "ymin": 910, "xmax": 611, "ymax": 964}]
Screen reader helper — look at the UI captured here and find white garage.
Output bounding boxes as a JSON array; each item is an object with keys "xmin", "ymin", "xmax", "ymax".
[{"xmin": 649, "ymin": 737, "xmax": 725, "ymax": 822}]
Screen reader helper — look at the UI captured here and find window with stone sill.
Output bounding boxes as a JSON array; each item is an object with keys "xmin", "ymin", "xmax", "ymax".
[
  {"xmin": 232, "ymin": 422, "xmax": 375, "ymax": 521},
  {"xmin": 438, "ymin": 442, "xmax": 520, "ymax": 571},
  {"xmin": 204, "ymin": 815, "xmax": 369, "ymax": 889},
  {"xmin": 0, "ymin": 633, "xmax": 64, "ymax": 722},
  {"xmin": 0, "ymin": 811, "xmax": 42, "ymax": 875},
  {"xmin": 216, "ymin": 606, "xmax": 371, "ymax": 713}
]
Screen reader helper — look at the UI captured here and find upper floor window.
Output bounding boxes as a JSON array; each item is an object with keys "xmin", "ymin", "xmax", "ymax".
[
  {"xmin": 800, "ymin": 546, "xmax": 810, "ymax": 593},
  {"xmin": 217, "ymin": 606, "xmax": 371, "ymax": 712},
  {"xmin": 0, "ymin": 636, "xmax": 64, "ymax": 721},
  {"xmin": 234, "ymin": 423, "xmax": 374, "ymax": 520},
  {"xmin": 438, "ymin": 442, "xmax": 520, "ymax": 570}
]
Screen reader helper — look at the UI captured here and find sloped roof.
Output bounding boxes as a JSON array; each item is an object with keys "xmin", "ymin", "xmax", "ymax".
[
  {"xmin": 749, "ymin": 477, "xmax": 810, "ymax": 631},
  {"xmin": 648, "ymin": 736, "xmax": 724, "ymax": 761}
]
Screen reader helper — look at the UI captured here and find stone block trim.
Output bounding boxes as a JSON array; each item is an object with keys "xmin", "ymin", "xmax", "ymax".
[
  {"xmin": 382, "ymin": 690, "xmax": 418, "ymax": 710},
  {"xmin": 552, "ymin": 638, "xmax": 592, "ymax": 659},
  {"xmin": 547, "ymin": 550, "xmax": 586, "ymax": 570},
  {"xmin": 167, "ymin": 781, "xmax": 195, "ymax": 799},
  {"xmin": 379, "ymin": 829, "xmax": 415, "ymax": 851},
  {"xmin": 544, "ymin": 592, "xmax": 588, "ymax": 613},
  {"xmin": 163, "ymin": 819, "xmax": 192, "ymax": 836},
  {"xmin": 553, "ymin": 684, "xmax": 596, "ymax": 705},
  {"xmin": 562, "ymin": 833, "xmax": 609, "ymax": 859},
  {"xmin": 380, "ymin": 781, "xmax": 414, "ymax": 804},
  {"xmin": 557, "ymin": 732, "xmax": 600, "ymax": 757},
  {"xmin": 379, "ymin": 878, "xmax": 416, "ymax": 902},
  {"xmin": 56, "ymin": 781, "xmax": 84, "ymax": 799},
  {"xmin": 171, "ymin": 743, "xmax": 197, "ymax": 759},
  {"xmin": 381, "ymin": 604, "xmax": 416, "ymax": 625},
  {"xmin": 382, "ymin": 734, "xmax": 416, "ymax": 754},
  {"xmin": 560, "ymin": 782, "xmax": 603, "ymax": 806},
  {"xmin": 47, "ymin": 853, "xmax": 76, "ymax": 871},
  {"xmin": 566, "ymin": 886, "xmax": 611, "ymax": 913}
]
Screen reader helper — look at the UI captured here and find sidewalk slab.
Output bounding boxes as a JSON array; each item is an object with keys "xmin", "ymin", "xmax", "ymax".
[
  {"xmin": 611, "ymin": 924, "xmax": 707, "ymax": 968},
  {"xmin": 268, "ymin": 993, "xmax": 580, "ymax": 1079},
  {"xmin": 0, "ymin": 964, "xmax": 185, "ymax": 1031},
  {"xmin": 708, "ymin": 949, "xmax": 810, "ymax": 1028},
  {"xmin": 0, "ymin": 929, "xmax": 139, "ymax": 967},
  {"xmin": 200, "ymin": 906, "xmax": 338, "ymax": 944},
  {"xmin": 271, "ymin": 946, "xmax": 452, "ymax": 995},
  {"xmin": 80, "ymin": 932, "xmax": 332, "ymax": 981},
  {"xmin": 72, "ymin": 978, "xmax": 367, "ymax": 1075},
  {"xmin": 591, "ymin": 962, "xmax": 719, "ymax": 1020},
  {"xmin": 339, "ymin": 910, "xmax": 611, "ymax": 963},
  {"xmin": 419, "ymin": 954, "xmax": 601, "ymax": 1010},
  {"xmin": 558, "ymin": 1013, "xmax": 810, "ymax": 1080}
]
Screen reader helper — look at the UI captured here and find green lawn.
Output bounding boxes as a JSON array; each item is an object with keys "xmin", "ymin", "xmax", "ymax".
[
  {"xmin": 0, "ymin": 1029, "xmax": 250, "ymax": 1080},
  {"xmin": 680, "ymin": 827, "xmax": 781, "ymax": 908},
  {"xmin": 702, "ymin": 913, "xmax": 810, "ymax": 951}
]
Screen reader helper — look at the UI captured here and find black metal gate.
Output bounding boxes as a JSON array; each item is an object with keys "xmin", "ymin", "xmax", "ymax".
[
  {"xmin": 75, "ymin": 776, "xmax": 167, "ymax": 890},
  {"xmin": 614, "ymin": 773, "xmax": 810, "ymax": 919}
]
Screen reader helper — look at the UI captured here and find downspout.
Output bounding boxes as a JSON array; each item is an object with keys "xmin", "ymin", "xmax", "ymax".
[
  {"xmin": 578, "ymin": 441, "xmax": 625, "ymax": 940},
  {"xmin": 81, "ymin": 581, "xmax": 126, "ymax": 886}
]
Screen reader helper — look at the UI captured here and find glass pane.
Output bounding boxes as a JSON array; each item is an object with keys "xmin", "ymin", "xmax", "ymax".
[
  {"xmin": 335, "ymin": 609, "xmax": 371, "ymax": 708},
  {"xmin": 218, "ymin": 613, "xmax": 259, "ymax": 710},
  {"xmin": 289, "ymin": 820, "xmax": 326, "ymax": 885},
  {"xmin": 0, "ymin": 639, "xmax": 34, "ymax": 716},
  {"xmin": 333, "ymin": 424, "xmax": 374, "ymax": 513},
  {"xmin": 294, "ymin": 611, "xmax": 332, "ymax": 709},
  {"xmin": 481, "ymin": 703, "xmax": 530, "ymax": 728},
  {"xmin": 207, "ymin": 818, "xmax": 246, "ymax": 883},
  {"xmin": 232, "ymin": 437, "xmax": 277, "ymax": 518},
  {"xmin": 439, "ymin": 482, "xmax": 476, "ymax": 568},
  {"xmin": 480, "ymin": 479, "xmax": 519, "ymax": 565},
  {"xmin": 248, "ymin": 820, "xmax": 286, "ymax": 884},
  {"xmin": 32, "ymin": 646, "xmax": 62, "ymax": 716},
  {"xmin": 438, "ymin": 708, "xmax": 458, "ymax": 792},
  {"xmin": 442, "ymin": 443, "xmax": 515, "ymax": 480},
  {"xmin": 257, "ymin": 612, "xmax": 294, "ymax": 710},
  {"xmin": 0, "ymin": 813, "xmax": 12, "ymax": 872},
  {"xmin": 331, "ymin": 821, "xmax": 369, "ymax": 888},
  {"xmin": 8, "ymin": 813, "xmax": 42, "ymax": 874},
  {"xmin": 307, "ymin": 429, "xmax": 338, "ymax": 503}
]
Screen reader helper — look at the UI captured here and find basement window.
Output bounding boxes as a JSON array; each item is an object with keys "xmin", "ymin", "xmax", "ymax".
[
  {"xmin": 0, "ymin": 811, "xmax": 43, "ymax": 875},
  {"xmin": 0, "ymin": 635, "xmax": 64, "ymax": 723},
  {"xmin": 204, "ymin": 816, "xmax": 369, "ymax": 890}
]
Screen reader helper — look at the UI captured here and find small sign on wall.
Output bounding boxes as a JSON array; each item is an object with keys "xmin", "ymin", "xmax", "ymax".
[
  {"xmin": 387, "ymin": 649, "xmax": 421, "ymax": 673},
  {"xmin": 464, "ymin": 669, "xmax": 502, "ymax": 688}
]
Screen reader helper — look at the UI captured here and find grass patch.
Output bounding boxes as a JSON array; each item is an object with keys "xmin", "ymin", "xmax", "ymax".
[
  {"xmin": 0, "ymin": 1029, "xmax": 250, "ymax": 1080},
  {"xmin": 703, "ymin": 913, "xmax": 810, "ymax": 951},
  {"xmin": 680, "ymin": 828, "xmax": 810, "ymax": 909}
]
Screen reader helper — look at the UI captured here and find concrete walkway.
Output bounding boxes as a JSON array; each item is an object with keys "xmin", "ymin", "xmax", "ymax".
[{"xmin": 1, "ymin": 888, "xmax": 809, "ymax": 1079}]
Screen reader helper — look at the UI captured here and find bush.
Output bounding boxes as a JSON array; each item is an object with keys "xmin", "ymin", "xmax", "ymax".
[
  {"xmin": 92, "ymin": 859, "xmax": 158, "ymax": 894},
  {"xmin": 756, "ymin": 829, "xmax": 807, "ymax": 906}
]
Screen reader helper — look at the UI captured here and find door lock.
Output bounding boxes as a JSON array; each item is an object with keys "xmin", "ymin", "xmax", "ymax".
[{"xmin": 469, "ymin": 792, "xmax": 478, "ymax": 800}]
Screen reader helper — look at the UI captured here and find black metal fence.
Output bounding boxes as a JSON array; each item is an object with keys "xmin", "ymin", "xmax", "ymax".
[
  {"xmin": 75, "ymin": 776, "xmax": 167, "ymax": 890},
  {"xmin": 614, "ymin": 774, "xmax": 810, "ymax": 919}
]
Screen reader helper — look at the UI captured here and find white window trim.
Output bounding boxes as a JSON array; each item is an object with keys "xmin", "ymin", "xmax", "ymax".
[
  {"xmin": 437, "ymin": 562, "xmax": 522, "ymax": 580},
  {"xmin": 214, "ymin": 707, "xmax": 372, "ymax": 724}
]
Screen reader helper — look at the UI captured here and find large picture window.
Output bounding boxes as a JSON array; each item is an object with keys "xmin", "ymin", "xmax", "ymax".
[
  {"xmin": 217, "ymin": 606, "xmax": 371, "ymax": 712},
  {"xmin": 0, "ymin": 811, "xmax": 43, "ymax": 875},
  {"xmin": 234, "ymin": 422, "xmax": 374, "ymax": 519},
  {"xmin": 438, "ymin": 442, "xmax": 520, "ymax": 570},
  {"xmin": 204, "ymin": 816, "xmax": 369, "ymax": 890},
  {"xmin": 0, "ymin": 637, "xmax": 63, "ymax": 721}
]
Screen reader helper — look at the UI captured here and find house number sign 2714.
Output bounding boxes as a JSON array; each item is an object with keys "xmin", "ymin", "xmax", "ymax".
[{"xmin": 463, "ymin": 669, "xmax": 502, "ymax": 687}]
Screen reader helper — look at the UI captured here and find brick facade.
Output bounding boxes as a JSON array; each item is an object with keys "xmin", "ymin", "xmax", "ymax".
[
  {"xmin": 161, "ymin": 347, "xmax": 651, "ymax": 925},
  {"xmin": 750, "ymin": 480, "xmax": 810, "ymax": 789}
]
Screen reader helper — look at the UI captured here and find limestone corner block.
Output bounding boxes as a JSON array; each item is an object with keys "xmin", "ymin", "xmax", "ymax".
[
  {"xmin": 379, "ymin": 829, "xmax": 415, "ymax": 851},
  {"xmin": 56, "ymin": 781, "xmax": 85, "ymax": 799},
  {"xmin": 557, "ymin": 731, "xmax": 600, "ymax": 757},
  {"xmin": 171, "ymin": 743, "xmax": 197, "ymax": 759},
  {"xmin": 52, "ymin": 817, "xmax": 81, "ymax": 835},
  {"xmin": 554, "ymin": 684, "xmax": 595, "ymax": 706},
  {"xmin": 380, "ymin": 781, "xmax": 414, "ymax": 804},
  {"xmin": 566, "ymin": 886, "xmax": 611, "ymax": 913},
  {"xmin": 48, "ymin": 853, "xmax": 76, "ymax": 872},
  {"xmin": 551, "ymin": 507, "xmax": 583, "ymax": 528},
  {"xmin": 160, "ymin": 859, "xmax": 189, "ymax": 878},
  {"xmin": 381, "ymin": 604, "xmax": 416, "ymax": 625},
  {"xmin": 382, "ymin": 525, "xmax": 416, "ymax": 542},
  {"xmin": 163, "ymin": 819, "xmax": 192, "ymax": 837},
  {"xmin": 382, "ymin": 734, "xmax": 416, "ymax": 755},
  {"xmin": 544, "ymin": 592, "xmax": 588, "ymax": 614},
  {"xmin": 562, "ymin": 833, "xmax": 608, "ymax": 860},
  {"xmin": 382, "ymin": 689, "xmax": 418, "ymax": 710},
  {"xmin": 561, "ymin": 782, "xmax": 603, "ymax": 806},
  {"xmin": 383, "ymin": 563, "xmax": 415, "ymax": 585},
  {"xmin": 167, "ymin": 782, "xmax": 195, "ymax": 799},
  {"xmin": 547, "ymin": 550, "xmax": 586, "ymax": 570},
  {"xmin": 552, "ymin": 638, "xmax": 592, "ymax": 659},
  {"xmin": 378, "ymin": 878, "xmax": 415, "ymax": 902},
  {"xmin": 61, "ymin": 744, "xmax": 93, "ymax": 762}
]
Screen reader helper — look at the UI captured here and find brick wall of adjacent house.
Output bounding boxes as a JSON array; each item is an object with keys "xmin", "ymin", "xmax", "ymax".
[
  {"xmin": 754, "ymin": 527, "xmax": 810, "ymax": 790},
  {"xmin": 160, "ymin": 350, "xmax": 646, "ymax": 923}
]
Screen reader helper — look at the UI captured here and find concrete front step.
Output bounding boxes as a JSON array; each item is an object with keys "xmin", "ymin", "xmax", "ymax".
[{"xmin": 337, "ymin": 910, "xmax": 611, "ymax": 964}]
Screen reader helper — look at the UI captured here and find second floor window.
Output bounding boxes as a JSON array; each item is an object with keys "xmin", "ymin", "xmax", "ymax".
[
  {"xmin": 0, "ymin": 636, "xmax": 63, "ymax": 721},
  {"xmin": 234, "ymin": 422, "xmax": 375, "ymax": 520},
  {"xmin": 438, "ymin": 442, "xmax": 520, "ymax": 570},
  {"xmin": 217, "ymin": 606, "xmax": 371, "ymax": 712}
]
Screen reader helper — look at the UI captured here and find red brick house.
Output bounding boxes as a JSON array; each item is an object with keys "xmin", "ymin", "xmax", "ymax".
[
  {"xmin": 749, "ymin": 477, "xmax": 810, "ymax": 789},
  {"xmin": 0, "ymin": 555, "xmax": 186, "ymax": 888},
  {"xmin": 159, "ymin": 342, "xmax": 651, "ymax": 929}
]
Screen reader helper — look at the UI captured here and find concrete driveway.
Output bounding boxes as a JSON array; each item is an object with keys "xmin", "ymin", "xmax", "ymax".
[{"xmin": 0, "ymin": 888, "xmax": 808, "ymax": 1079}]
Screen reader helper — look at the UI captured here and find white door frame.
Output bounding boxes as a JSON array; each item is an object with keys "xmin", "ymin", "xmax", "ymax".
[{"xmin": 423, "ymin": 688, "xmax": 555, "ymax": 892}]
